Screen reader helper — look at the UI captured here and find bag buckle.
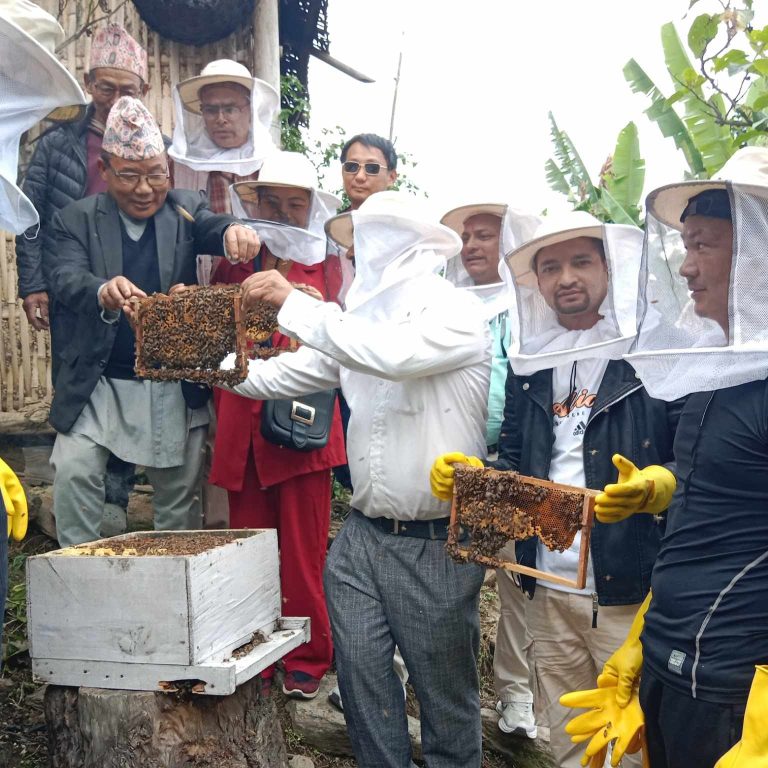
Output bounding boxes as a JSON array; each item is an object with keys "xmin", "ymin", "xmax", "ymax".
[{"xmin": 291, "ymin": 401, "xmax": 315, "ymax": 426}]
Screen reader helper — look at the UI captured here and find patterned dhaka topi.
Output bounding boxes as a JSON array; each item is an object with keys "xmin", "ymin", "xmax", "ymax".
[
  {"xmin": 89, "ymin": 23, "xmax": 147, "ymax": 81},
  {"xmin": 102, "ymin": 97, "xmax": 165, "ymax": 160}
]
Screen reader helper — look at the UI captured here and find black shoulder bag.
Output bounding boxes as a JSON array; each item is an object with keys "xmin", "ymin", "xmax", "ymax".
[
  {"xmin": 260, "ymin": 389, "xmax": 338, "ymax": 451},
  {"xmin": 252, "ymin": 254, "xmax": 338, "ymax": 451}
]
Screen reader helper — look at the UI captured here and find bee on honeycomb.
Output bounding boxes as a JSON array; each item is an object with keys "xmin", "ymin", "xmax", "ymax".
[{"xmin": 449, "ymin": 465, "xmax": 586, "ymax": 565}]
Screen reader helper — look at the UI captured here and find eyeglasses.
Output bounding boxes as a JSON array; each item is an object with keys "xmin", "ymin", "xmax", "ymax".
[
  {"xmin": 342, "ymin": 161, "xmax": 389, "ymax": 176},
  {"xmin": 108, "ymin": 166, "xmax": 170, "ymax": 189},
  {"xmin": 200, "ymin": 103, "xmax": 250, "ymax": 119},
  {"xmin": 92, "ymin": 82, "xmax": 141, "ymax": 99}
]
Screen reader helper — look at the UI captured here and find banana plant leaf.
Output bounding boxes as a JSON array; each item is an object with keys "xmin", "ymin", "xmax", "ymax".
[
  {"xmin": 661, "ymin": 23, "xmax": 731, "ymax": 175},
  {"xmin": 547, "ymin": 112, "xmax": 598, "ymax": 203},
  {"xmin": 602, "ymin": 121, "xmax": 645, "ymax": 225},
  {"xmin": 623, "ymin": 57, "xmax": 706, "ymax": 177},
  {"xmin": 545, "ymin": 158, "xmax": 571, "ymax": 196},
  {"xmin": 597, "ymin": 186, "xmax": 640, "ymax": 226}
]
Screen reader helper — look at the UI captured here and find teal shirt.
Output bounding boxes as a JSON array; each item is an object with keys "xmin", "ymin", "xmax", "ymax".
[{"xmin": 486, "ymin": 311, "xmax": 510, "ymax": 446}]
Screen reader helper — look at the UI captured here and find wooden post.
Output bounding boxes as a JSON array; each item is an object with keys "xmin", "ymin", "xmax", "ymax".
[
  {"xmin": 252, "ymin": 0, "xmax": 281, "ymax": 143},
  {"xmin": 45, "ymin": 675, "xmax": 289, "ymax": 768}
]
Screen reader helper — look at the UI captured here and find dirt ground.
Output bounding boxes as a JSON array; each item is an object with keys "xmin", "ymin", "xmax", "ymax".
[{"xmin": 1, "ymin": 504, "xmax": 505, "ymax": 768}]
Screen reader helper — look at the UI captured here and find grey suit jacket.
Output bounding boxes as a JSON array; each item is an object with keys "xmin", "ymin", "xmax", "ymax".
[{"xmin": 48, "ymin": 189, "xmax": 236, "ymax": 433}]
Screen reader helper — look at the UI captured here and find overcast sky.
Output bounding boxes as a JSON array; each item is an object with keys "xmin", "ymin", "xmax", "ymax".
[{"xmin": 306, "ymin": 0, "xmax": 727, "ymax": 217}]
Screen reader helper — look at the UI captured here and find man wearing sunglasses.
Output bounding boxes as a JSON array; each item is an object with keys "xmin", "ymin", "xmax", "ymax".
[
  {"xmin": 15, "ymin": 23, "xmax": 151, "ymax": 541},
  {"xmin": 326, "ymin": 133, "xmax": 402, "ymax": 713},
  {"xmin": 340, "ymin": 133, "xmax": 398, "ymax": 211},
  {"xmin": 46, "ymin": 97, "xmax": 259, "ymax": 548}
]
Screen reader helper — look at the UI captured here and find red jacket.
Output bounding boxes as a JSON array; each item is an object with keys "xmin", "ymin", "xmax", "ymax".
[{"xmin": 209, "ymin": 254, "xmax": 346, "ymax": 490}]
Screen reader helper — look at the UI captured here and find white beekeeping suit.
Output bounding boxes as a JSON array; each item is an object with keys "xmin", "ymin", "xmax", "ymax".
[
  {"xmin": 625, "ymin": 147, "xmax": 768, "ymax": 400},
  {"xmin": 230, "ymin": 151, "xmax": 340, "ymax": 267},
  {"xmin": 232, "ymin": 190, "xmax": 490, "ymax": 519},
  {"xmin": 502, "ymin": 211, "xmax": 644, "ymax": 375},
  {"xmin": 0, "ymin": 0, "xmax": 86, "ymax": 233}
]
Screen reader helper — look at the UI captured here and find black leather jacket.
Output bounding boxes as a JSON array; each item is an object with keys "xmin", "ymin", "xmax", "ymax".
[{"xmin": 490, "ymin": 359, "xmax": 683, "ymax": 606}]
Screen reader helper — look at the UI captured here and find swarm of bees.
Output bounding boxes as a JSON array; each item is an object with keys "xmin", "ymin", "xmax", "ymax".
[
  {"xmin": 134, "ymin": 285, "xmax": 248, "ymax": 386},
  {"xmin": 133, "ymin": 284, "xmax": 320, "ymax": 386},
  {"xmin": 244, "ymin": 301, "xmax": 279, "ymax": 343},
  {"xmin": 448, "ymin": 465, "xmax": 585, "ymax": 564}
]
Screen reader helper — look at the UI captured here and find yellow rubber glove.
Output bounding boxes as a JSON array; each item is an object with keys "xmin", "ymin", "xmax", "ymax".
[
  {"xmin": 595, "ymin": 453, "xmax": 676, "ymax": 523},
  {"xmin": 601, "ymin": 590, "xmax": 652, "ymax": 706},
  {"xmin": 715, "ymin": 666, "xmax": 768, "ymax": 767},
  {"xmin": 1, "ymin": 458, "xmax": 28, "ymax": 541},
  {"xmin": 429, "ymin": 452, "xmax": 483, "ymax": 501},
  {"xmin": 560, "ymin": 683, "xmax": 646, "ymax": 767}
]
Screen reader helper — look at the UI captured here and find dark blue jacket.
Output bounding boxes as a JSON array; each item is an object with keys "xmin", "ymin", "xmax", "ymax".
[{"xmin": 491, "ymin": 359, "xmax": 683, "ymax": 606}]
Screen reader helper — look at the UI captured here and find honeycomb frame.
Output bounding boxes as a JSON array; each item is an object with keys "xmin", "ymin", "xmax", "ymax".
[
  {"xmin": 447, "ymin": 465, "xmax": 596, "ymax": 590},
  {"xmin": 133, "ymin": 286, "xmax": 248, "ymax": 386}
]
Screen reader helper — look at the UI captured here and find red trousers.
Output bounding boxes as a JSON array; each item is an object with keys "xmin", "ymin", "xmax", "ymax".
[{"xmin": 228, "ymin": 451, "xmax": 333, "ymax": 679}]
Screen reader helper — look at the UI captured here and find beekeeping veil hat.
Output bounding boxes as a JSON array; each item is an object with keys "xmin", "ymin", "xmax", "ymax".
[
  {"xmin": 169, "ymin": 59, "xmax": 278, "ymax": 175},
  {"xmin": 230, "ymin": 151, "xmax": 340, "ymax": 266},
  {"xmin": 324, "ymin": 190, "xmax": 462, "ymax": 315},
  {"xmin": 0, "ymin": 0, "xmax": 86, "ymax": 234},
  {"xmin": 625, "ymin": 147, "xmax": 768, "ymax": 401},
  {"xmin": 502, "ymin": 211, "xmax": 644, "ymax": 375},
  {"xmin": 440, "ymin": 202, "xmax": 541, "ymax": 320}
]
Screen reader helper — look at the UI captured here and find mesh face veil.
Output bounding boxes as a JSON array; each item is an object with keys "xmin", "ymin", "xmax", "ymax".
[
  {"xmin": 323, "ymin": 192, "xmax": 463, "ymax": 317},
  {"xmin": 0, "ymin": 7, "xmax": 86, "ymax": 233},
  {"xmin": 230, "ymin": 182, "xmax": 340, "ymax": 267},
  {"xmin": 442, "ymin": 204, "xmax": 541, "ymax": 321},
  {"xmin": 625, "ymin": 182, "xmax": 768, "ymax": 401},
  {"xmin": 502, "ymin": 218, "xmax": 644, "ymax": 375},
  {"xmin": 168, "ymin": 73, "xmax": 278, "ymax": 175}
]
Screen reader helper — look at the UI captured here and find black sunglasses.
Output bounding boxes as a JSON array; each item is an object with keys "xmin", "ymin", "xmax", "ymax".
[{"xmin": 342, "ymin": 161, "xmax": 389, "ymax": 175}]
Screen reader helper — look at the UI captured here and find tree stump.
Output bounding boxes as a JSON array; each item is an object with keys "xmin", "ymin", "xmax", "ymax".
[{"xmin": 44, "ymin": 676, "xmax": 288, "ymax": 768}]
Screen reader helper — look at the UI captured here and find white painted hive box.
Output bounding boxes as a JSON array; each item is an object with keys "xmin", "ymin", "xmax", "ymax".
[{"xmin": 27, "ymin": 529, "xmax": 281, "ymax": 667}]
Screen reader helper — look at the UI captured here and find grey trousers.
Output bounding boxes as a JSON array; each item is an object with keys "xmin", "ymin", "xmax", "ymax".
[
  {"xmin": 324, "ymin": 510, "xmax": 485, "ymax": 768},
  {"xmin": 51, "ymin": 427, "xmax": 206, "ymax": 547}
]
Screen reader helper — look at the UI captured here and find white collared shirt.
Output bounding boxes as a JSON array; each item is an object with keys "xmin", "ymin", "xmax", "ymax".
[{"xmin": 233, "ymin": 276, "xmax": 491, "ymax": 521}]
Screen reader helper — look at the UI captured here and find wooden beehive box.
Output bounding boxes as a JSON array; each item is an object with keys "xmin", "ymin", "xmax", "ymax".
[
  {"xmin": 448, "ymin": 465, "xmax": 597, "ymax": 590},
  {"xmin": 26, "ymin": 530, "xmax": 309, "ymax": 695}
]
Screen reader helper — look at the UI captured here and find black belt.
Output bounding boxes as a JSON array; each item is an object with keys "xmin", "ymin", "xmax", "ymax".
[{"xmin": 356, "ymin": 509, "xmax": 457, "ymax": 540}]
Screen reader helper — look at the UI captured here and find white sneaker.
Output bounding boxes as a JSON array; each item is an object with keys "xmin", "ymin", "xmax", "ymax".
[{"xmin": 496, "ymin": 700, "xmax": 538, "ymax": 739}]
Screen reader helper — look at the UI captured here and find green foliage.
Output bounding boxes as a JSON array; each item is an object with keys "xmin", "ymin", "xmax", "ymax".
[
  {"xmin": 623, "ymin": 58, "xmax": 706, "ymax": 176},
  {"xmin": 279, "ymin": 74, "xmax": 310, "ymax": 155},
  {"xmin": 625, "ymin": 0, "xmax": 768, "ymax": 178},
  {"xmin": 601, "ymin": 122, "xmax": 646, "ymax": 224},
  {"xmin": 545, "ymin": 113, "xmax": 645, "ymax": 225}
]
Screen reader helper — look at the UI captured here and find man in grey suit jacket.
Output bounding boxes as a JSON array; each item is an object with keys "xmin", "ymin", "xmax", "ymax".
[{"xmin": 48, "ymin": 97, "xmax": 259, "ymax": 547}]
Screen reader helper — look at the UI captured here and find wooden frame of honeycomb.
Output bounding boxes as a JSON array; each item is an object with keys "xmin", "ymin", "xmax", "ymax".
[
  {"xmin": 447, "ymin": 465, "xmax": 597, "ymax": 590},
  {"xmin": 133, "ymin": 286, "xmax": 248, "ymax": 386}
]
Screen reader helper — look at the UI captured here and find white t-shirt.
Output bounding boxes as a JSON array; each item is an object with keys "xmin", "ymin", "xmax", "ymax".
[{"xmin": 537, "ymin": 357, "xmax": 609, "ymax": 595}]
